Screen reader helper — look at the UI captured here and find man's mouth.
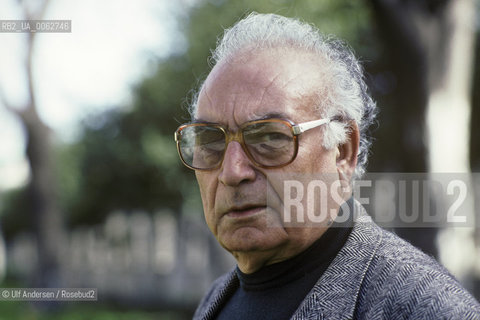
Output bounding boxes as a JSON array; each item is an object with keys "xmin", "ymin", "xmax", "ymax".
[{"xmin": 226, "ymin": 205, "xmax": 267, "ymax": 218}]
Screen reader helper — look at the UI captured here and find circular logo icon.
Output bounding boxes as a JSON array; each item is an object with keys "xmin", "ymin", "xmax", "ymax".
[{"xmin": 2, "ymin": 290, "xmax": 10, "ymax": 298}]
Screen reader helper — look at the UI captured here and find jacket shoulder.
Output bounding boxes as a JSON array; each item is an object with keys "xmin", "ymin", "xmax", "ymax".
[{"xmin": 356, "ymin": 225, "xmax": 480, "ymax": 319}]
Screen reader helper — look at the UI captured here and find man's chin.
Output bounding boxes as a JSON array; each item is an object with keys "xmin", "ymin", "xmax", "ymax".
[{"xmin": 218, "ymin": 226, "xmax": 286, "ymax": 253}]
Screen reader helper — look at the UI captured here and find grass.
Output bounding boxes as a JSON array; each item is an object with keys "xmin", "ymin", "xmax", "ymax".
[{"xmin": 0, "ymin": 301, "xmax": 192, "ymax": 320}]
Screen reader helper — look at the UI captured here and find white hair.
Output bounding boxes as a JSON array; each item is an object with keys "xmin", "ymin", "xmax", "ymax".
[{"xmin": 189, "ymin": 12, "xmax": 377, "ymax": 178}]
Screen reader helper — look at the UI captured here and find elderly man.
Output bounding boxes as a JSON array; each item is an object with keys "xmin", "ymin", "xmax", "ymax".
[{"xmin": 174, "ymin": 13, "xmax": 480, "ymax": 320}]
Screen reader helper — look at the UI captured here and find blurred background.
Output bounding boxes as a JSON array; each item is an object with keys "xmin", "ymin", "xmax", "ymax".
[{"xmin": 0, "ymin": 0, "xmax": 480, "ymax": 318}]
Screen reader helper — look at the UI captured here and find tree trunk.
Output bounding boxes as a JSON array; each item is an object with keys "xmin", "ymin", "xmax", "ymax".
[
  {"xmin": 0, "ymin": 0, "xmax": 66, "ymax": 288},
  {"xmin": 21, "ymin": 107, "xmax": 65, "ymax": 287},
  {"xmin": 424, "ymin": 0, "xmax": 476, "ymax": 285},
  {"xmin": 367, "ymin": 0, "xmax": 476, "ymax": 282}
]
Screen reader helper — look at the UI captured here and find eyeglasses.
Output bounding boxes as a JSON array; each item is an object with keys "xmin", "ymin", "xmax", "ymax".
[{"xmin": 174, "ymin": 117, "xmax": 332, "ymax": 171}]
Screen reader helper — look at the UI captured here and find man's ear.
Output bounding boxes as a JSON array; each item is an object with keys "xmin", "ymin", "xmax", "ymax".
[{"xmin": 336, "ymin": 121, "xmax": 359, "ymax": 181}]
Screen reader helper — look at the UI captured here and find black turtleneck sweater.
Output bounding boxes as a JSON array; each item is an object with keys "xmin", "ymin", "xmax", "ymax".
[{"xmin": 216, "ymin": 198, "xmax": 354, "ymax": 320}]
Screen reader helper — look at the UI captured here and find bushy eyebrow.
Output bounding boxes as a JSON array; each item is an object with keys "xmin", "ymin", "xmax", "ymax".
[
  {"xmin": 255, "ymin": 112, "xmax": 290, "ymax": 121},
  {"xmin": 193, "ymin": 112, "xmax": 291, "ymax": 125},
  {"xmin": 191, "ymin": 118, "xmax": 219, "ymax": 125}
]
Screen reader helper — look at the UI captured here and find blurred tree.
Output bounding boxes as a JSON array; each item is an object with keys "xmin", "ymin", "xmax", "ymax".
[
  {"xmin": 366, "ymin": 0, "xmax": 477, "ymax": 278},
  {"xmin": 472, "ymin": 38, "xmax": 480, "ymax": 173},
  {"xmin": 0, "ymin": 0, "xmax": 65, "ymax": 287},
  {"xmin": 63, "ymin": 61, "xmax": 198, "ymax": 225}
]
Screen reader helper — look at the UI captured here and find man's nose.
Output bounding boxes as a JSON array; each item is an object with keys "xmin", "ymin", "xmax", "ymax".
[{"xmin": 218, "ymin": 141, "xmax": 256, "ymax": 186}]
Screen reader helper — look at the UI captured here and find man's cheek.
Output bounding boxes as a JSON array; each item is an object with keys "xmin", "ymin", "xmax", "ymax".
[{"xmin": 196, "ymin": 175, "xmax": 216, "ymax": 209}]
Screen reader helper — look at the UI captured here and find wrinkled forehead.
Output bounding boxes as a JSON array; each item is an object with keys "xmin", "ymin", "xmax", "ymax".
[{"xmin": 195, "ymin": 48, "xmax": 330, "ymax": 127}]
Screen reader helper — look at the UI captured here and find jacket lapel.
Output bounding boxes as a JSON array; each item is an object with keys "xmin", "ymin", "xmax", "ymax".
[
  {"xmin": 197, "ymin": 269, "xmax": 239, "ymax": 320},
  {"xmin": 292, "ymin": 201, "xmax": 383, "ymax": 320}
]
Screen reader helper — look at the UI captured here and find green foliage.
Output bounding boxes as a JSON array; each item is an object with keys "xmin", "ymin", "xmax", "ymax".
[
  {"xmin": 186, "ymin": 0, "xmax": 375, "ymax": 61},
  {"xmin": 0, "ymin": 187, "xmax": 34, "ymax": 240},
  {"xmin": 59, "ymin": 53, "xmax": 203, "ymax": 225}
]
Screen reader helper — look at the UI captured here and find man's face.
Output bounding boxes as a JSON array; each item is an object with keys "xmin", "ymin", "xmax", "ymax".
[{"xmin": 194, "ymin": 48, "xmax": 347, "ymax": 272}]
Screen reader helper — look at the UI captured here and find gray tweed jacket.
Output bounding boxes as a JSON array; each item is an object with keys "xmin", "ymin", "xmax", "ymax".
[{"xmin": 193, "ymin": 200, "xmax": 480, "ymax": 319}]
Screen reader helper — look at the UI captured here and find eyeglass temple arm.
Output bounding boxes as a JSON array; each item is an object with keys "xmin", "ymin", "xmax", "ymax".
[{"xmin": 292, "ymin": 118, "xmax": 331, "ymax": 135}]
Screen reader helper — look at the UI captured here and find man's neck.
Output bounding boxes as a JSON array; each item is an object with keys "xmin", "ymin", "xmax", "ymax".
[
  {"xmin": 232, "ymin": 226, "xmax": 329, "ymax": 274},
  {"xmin": 232, "ymin": 197, "xmax": 354, "ymax": 274}
]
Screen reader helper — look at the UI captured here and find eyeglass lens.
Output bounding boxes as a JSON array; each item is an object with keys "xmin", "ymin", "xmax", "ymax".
[{"xmin": 178, "ymin": 121, "xmax": 296, "ymax": 169}]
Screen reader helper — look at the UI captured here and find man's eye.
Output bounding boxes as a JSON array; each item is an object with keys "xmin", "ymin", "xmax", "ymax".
[
  {"xmin": 265, "ymin": 132, "xmax": 290, "ymax": 142},
  {"xmin": 199, "ymin": 139, "xmax": 224, "ymax": 152},
  {"xmin": 248, "ymin": 132, "xmax": 290, "ymax": 147},
  {"xmin": 196, "ymin": 131, "xmax": 224, "ymax": 145}
]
